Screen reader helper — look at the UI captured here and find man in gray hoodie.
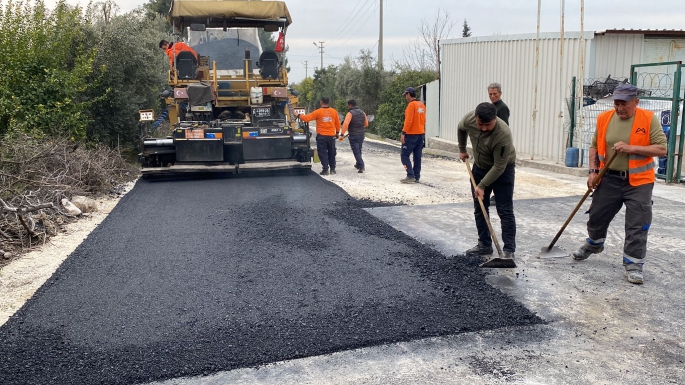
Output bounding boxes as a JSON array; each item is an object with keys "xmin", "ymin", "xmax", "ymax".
[{"xmin": 458, "ymin": 102, "xmax": 517, "ymax": 259}]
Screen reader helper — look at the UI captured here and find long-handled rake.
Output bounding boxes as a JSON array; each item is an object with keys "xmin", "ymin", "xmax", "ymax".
[{"xmin": 538, "ymin": 151, "xmax": 618, "ymax": 258}]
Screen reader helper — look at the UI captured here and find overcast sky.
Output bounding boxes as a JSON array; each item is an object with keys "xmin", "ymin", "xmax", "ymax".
[{"xmin": 48, "ymin": 0, "xmax": 685, "ymax": 83}]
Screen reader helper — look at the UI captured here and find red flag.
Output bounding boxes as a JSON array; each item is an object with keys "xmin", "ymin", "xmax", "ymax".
[{"xmin": 275, "ymin": 32, "xmax": 285, "ymax": 52}]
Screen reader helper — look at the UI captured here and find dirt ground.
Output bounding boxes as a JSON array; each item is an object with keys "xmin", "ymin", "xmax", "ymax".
[
  {"xmin": 0, "ymin": 183, "xmax": 135, "ymax": 326},
  {"xmin": 325, "ymin": 138, "xmax": 586, "ymax": 204}
]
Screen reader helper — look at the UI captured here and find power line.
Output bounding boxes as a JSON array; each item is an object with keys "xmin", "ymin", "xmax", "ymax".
[
  {"xmin": 302, "ymin": 61, "xmax": 309, "ymax": 78},
  {"xmin": 324, "ymin": 0, "xmax": 367, "ymax": 42},
  {"xmin": 329, "ymin": 4, "xmax": 379, "ymax": 50},
  {"xmin": 327, "ymin": 0, "xmax": 376, "ymax": 45}
]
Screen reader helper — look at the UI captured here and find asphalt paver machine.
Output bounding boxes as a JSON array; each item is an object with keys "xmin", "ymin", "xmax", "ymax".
[{"xmin": 139, "ymin": 0, "xmax": 312, "ymax": 176}]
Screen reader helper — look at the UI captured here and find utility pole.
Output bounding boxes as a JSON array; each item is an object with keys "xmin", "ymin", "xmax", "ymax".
[
  {"xmin": 303, "ymin": 61, "xmax": 309, "ymax": 78},
  {"xmin": 378, "ymin": 0, "xmax": 383, "ymax": 69},
  {"xmin": 313, "ymin": 41, "xmax": 324, "ymax": 70}
]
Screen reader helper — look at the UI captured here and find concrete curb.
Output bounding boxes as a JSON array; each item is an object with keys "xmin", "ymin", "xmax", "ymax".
[{"xmin": 365, "ymin": 134, "xmax": 587, "ymax": 177}]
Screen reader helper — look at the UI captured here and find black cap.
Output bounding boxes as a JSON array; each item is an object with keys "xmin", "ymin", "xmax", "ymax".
[{"xmin": 404, "ymin": 87, "xmax": 416, "ymax": 96}]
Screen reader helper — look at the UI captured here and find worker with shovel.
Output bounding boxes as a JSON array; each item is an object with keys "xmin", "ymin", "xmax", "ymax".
[
  {"xmin": 572, "ymin": 84, "xmax": 667, "ymax": 284},
  {"xmin": 458, "ymin": 103, "xmax": 517, "ymax": 262}
]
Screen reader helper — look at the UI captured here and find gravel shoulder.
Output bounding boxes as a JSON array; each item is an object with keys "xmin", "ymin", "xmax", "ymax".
[{"xmin": 325, "ymin": 138, "xmax": 587, "ymax": 205}]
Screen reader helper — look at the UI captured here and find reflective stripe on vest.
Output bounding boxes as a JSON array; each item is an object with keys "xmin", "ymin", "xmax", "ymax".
[{"xmin": 596, "ymin": 108, "xmax": 655, "ymax": 186}]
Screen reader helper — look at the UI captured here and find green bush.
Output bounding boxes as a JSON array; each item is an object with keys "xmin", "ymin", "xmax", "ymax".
[
  {"xmin": 0, "ymin": 0, "xmax": 95, "ymax": 138},
  {"xmin": 375, "ymin": 70, "xmax": 437, "ymax": 140},
  {"xmin": 84, "ymin": 9, "xmax": 168, "ymax": 146}
]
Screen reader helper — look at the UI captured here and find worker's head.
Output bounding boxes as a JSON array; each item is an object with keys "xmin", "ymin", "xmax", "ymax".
[
  {"xmin": 320, "ymin": 97, "xmax": 330, "ymax": 107},
  {"xmin": 347, "ymin": 99, "xmax": 357, "ymax": 109},
  {"xmin": 404, "ymin": 87, "xmax": 416, "ymax": 102},
  {"xmin": 475, "ymin": 102, "xmax": 498, "ymax": 132},
  {"xmin": 159, "ymin": 40, "xmax": 170, "ymax": 50},
  {"xmin": 487, "ymin": 83, "xmax": 502, "ymax": 103},
  {"xmin": 612, "ymin": 84, "xmax": 639, "ymax": 120}
]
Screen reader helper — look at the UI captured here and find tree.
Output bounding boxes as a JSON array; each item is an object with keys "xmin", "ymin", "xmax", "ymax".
[
  {"xmin": 334, "ymin": 50, "xmax": 386, "ymax": 116},
  {"xmin": 374, "ymin": 70, "xmax": 437, "ymax": 140},
  {"xmin": 462, "ymin": 19, "xmax": 471, "ymax": 37},
  {"xmin": 292, "ymin": 77, "xmax": 314, "ymax": 111},
  {"xmin": 0, "ymin": 0, "xmax": 96, "ymax": 138},
  {"xmin": 311, "ymin": 66, "xmax": 338, "ymax": 111},
  {"xmin": 144, "ymin": 0, "xmax": 172, "ymax": 19},
  {"xmin": 400, "ymin": 9, "xmax": 456, "ymax": 73},
  {"xmin": 83, "ymin": 8, "xmax": 169, "ymax": 145}
]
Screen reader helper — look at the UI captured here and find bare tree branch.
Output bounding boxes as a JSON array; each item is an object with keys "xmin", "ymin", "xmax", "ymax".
[{"xmin": 401, "ymin": 9, "xmax": 456, "ymax": 72}]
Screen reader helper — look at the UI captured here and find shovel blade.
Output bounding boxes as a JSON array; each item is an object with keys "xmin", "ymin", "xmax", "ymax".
[
  {"xmin": 479, "ymin": 257, "xmax": 517, "ymax": 269},
  {"xmin": 538, "ymin": 246, "xmax": 568, "ymax": 259}
]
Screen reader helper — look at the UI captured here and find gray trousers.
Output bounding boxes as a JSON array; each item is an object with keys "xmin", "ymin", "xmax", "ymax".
[{"xmin": 586, "ymin": 173, "xmax": 653, "ymax": 270}]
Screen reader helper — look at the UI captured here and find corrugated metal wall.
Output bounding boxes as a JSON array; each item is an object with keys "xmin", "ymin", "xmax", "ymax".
[
  {"xmin": 439, "ymin": 32, "xmax": 594, "ymax": 161},
  {"xmin": 425, "ymin": 80, "xmax": 440, "ymax": 138},
  {"xmin": 592, "ymin": 33, "xmax": 643, "ymax": 78}
]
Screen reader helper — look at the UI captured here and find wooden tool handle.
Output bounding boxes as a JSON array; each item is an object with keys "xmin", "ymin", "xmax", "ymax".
[
  {"xmin": 465, "ymin": 160, "xmax": 504, "ymax": 258},
  {"xmin": 545, "ymin": 151, "xmax": 619, "ymax": 250}
]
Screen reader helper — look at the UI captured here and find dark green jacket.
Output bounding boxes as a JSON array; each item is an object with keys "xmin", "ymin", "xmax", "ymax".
[{"xmin": 457, "ymin": 111, "xmax": 516, "ymax": 188}]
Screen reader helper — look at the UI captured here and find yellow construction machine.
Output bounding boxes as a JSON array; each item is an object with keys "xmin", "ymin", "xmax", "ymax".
[{"xmin": 139, "ymin": 0, "xmax": 312, "ymax": 176}]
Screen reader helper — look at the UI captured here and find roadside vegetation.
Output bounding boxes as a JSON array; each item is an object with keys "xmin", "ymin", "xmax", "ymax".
[{"xmin": 0, "ymin": 0, "xmax": 168, "ymax": 260}]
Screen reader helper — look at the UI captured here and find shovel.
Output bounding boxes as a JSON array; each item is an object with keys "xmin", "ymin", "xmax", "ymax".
[
  {"xmin": 464, "ymin": 160, "xmax": 516, "ymax": 269},
  {"xmin": 539, "ymin": 151, "xmax": 618, "ymax": 258}
]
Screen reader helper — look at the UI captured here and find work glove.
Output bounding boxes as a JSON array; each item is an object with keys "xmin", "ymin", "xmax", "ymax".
[{"xmin": 338, "ymin": 136, "xmax": 344, "ymax": 142}]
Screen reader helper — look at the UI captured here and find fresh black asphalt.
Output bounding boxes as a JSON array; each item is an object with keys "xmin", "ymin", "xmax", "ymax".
[{"xmin": 0, "ymin": 172, "xmax": 541, "ymax": 384}]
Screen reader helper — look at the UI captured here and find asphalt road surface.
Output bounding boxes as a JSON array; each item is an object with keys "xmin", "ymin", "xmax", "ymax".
[{"xmin": 0, "ymin": 173, "xmax": 541, "ymax": 384}]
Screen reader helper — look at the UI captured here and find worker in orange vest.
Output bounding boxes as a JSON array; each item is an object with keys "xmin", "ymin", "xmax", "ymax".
[
  {"xmin": 572, "ymin": 84, "xmax": 667, "ymax": 284},
  {"xmin": 298, "ymin": 97, "xmax": 341, "ymax": 175},
  {"xmin": 399, "ymin": 87, "xmax": 426, "ymax": 184},
  {"xmin": 159, "ymin": 40, "xmax": 198, "ymax": 67}
]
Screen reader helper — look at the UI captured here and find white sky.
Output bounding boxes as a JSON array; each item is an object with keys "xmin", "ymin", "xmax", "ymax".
[{"xmin": 47, "ymin": 0, "xmax": 685, "ymax": 83}]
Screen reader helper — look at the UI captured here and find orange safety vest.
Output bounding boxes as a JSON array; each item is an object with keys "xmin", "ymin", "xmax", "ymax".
[{"xmin": 596, "ymin": 108, "xmax": 655, "ymax": 186}]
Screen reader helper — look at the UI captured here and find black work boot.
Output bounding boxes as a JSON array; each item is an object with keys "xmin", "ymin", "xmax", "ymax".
[
  {"xmin": 465, "ymin": 242, "xmax": 494, "ymax": 256},
  {"xmin": 320, "ymin": 169, "xmax": 329, "ymax": 175},
  {"xmin": 330, "ymin": 169, "xmax": 336, "ymax": 175}
]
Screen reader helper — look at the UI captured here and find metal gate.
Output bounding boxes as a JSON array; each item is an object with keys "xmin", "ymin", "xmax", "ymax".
[{"xmin": 630, "ymin": 62, "xmax": 684, "ymax": 183}]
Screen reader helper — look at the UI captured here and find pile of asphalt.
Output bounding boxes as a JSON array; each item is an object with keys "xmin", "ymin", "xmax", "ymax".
[
  {"xmin": 0, "ymin": 173, "xmax": 541, "ymax": 385},
  {"xmin": 193, "ymin": 39, "xmax": 260, "ymax": 70}
]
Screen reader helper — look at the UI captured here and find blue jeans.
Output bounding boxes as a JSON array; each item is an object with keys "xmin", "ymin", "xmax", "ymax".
[
  {"xmin": 401, "ymin": 134, "xmax": 424, "ymax": 180},
  {"xmin": 471, "ymin": 163, "xmax": 516, "ymax": 252},
  {"xmin": 348, "ymin": 134, "xmax": 365, "ymax": 169}
]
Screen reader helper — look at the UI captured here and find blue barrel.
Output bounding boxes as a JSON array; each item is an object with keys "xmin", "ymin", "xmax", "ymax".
[{"xmin": 565, "ymin": 147, "xmax": 580, "ymax": 167}]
